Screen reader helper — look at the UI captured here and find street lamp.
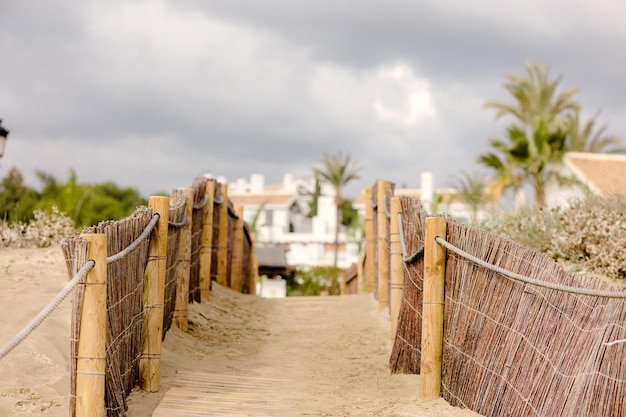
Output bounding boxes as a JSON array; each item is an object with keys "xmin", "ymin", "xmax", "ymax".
[{"xmin": 0, "ymin": 120, "xmax": 8, "ymax": 158}]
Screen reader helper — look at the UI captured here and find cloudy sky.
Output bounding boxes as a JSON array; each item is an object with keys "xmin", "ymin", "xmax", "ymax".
[{"xmin": 2, "ymin": 1, "xmax": 626, "ymax": 198}]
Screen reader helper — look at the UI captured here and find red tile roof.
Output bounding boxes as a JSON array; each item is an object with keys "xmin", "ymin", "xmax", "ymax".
[{"xmin": 564, "ymin": 152, "xmax": 626, "ymax": 198}]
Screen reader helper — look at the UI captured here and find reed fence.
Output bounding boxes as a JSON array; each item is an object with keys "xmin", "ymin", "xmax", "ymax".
[
  {"xmin": 56, "ymin": 176, "xmax": 258, "ymax": 417},
  {"xmin": 361, "ymin": 184, "xmax": 626, "ymax": 417},
  {"xmin": 341, "ymin": 261, "xmax": 360, "ymax": 295},
  {"xmin": 363, "ymin": 180, "xmax": 395, "ymax": 308}
]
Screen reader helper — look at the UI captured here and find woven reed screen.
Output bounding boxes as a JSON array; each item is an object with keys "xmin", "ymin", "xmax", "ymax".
[
  {"xmin": 389, "ymin": 196, "xmax": 427, "ymax": 374},
  {"xmin": 210, "ymin": 182, "xmax": 222, "ymax": 283},
  {"xmin": 242, "ymin": 225, "xmax": 252, "ymax": 294},
  {"xmin": 343, "ymin": 262, "xmax": 359, "ymax": 295},
  {"xmin": 63, "ymin": 207, "xmax": 153, "ymax": 417},
  {"xmin": 189, "ymin": 177, "xmax": 209, "ymax": 303},
  {"xmin": 371, "ymin": 182, "xmax": 379, "ymax": 300},
  {"xmin": 226, "ymin": 200, "xmax": 236, "ymax": 288},
  {"xmin": 382, "ymin": 181, "xmax": 395, "ymax": 305},
  {"xmin": 442, "ymin": 220, "xmax": 626, "ymax": 417},
  {"xmin": 162, "ymin": 191, "xmax": 186, "ymax": 337}
]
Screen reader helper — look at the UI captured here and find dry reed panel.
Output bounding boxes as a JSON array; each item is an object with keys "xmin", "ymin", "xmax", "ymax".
[
  {"xmin": 163, "ymin": 192, "xmax": 186, "ymax": 338},
  {"xmin": 189, "ymin": 177, "xmax": 209, "ymax": 303},
  {"xmin": 62, "ymin": 236, "xmax": 90, "ymax": 417},
  {"xmin": 372, "ymin": 182, "xmax": 379, "ymax": 300},
  {"xmin": 210, "ymin": 182, "xmax": 222, "ymax": 283},
  {"xmin": 389, "ymin": 196, "xmax": 426, "ymax": 374},
  {"xmin": 441, "ymin": 220, "xmax": 626, "ymax": 417},
  {"xmin": 344, "ymin": 262, "xmax": 359, "ymax": 295},
  {"xmin": 242, "ymin": 224, "xmax": 252, "ymax": 294},
  {"xmin": 226, "ymin": 200, "xmax": 236, "ymax": 288},
  {"xmin": 71, "ymin": 207, "xmax": 153, "ymax": 417},
  {"xmin": 383, "ymin": 181, "xmax": 395, "ymax": 305}
]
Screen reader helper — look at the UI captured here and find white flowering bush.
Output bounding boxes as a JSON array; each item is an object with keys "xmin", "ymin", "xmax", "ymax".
[
  {"xmin": 482, "ymin": 196, "xmax": 626, "ymax": 280},
  {"xmin": 0, "ymin": 206, "xmax": 76, "ymax": 248}
]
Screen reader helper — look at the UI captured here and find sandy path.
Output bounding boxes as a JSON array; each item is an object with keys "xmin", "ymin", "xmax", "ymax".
[
  {"xmin": 0, "ymin": 247, "xmax": 479, "ymax": 416},
  {"xmin": 128, "ymin": 284, "xmax": 479, "ymax": 417}
]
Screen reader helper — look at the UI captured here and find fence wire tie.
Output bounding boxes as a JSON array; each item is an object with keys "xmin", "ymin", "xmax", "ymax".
[
  {"xmin": 107, "ymin": 213, "xmax": 160, "ymax": 264},
  {"xmin": 604, "ymin": 338, "xmax": 626, "ymax": 346},
  {"xmin": 0, "ymin": 260, "xmax": 95, "ymax": 361},
  {"xmin": 397, "ymin": 213, "xmax": 425, "ymax": 264},
  {"xmin": 434, "ymin": 236, "xmax": 626, "ymax": 298},
  {"xmin": 168, "ymin": 211, "xmax": 188, "ymax": 228},
  {"xmin": 192, "ymin": 194, "xmax": 209, "ymax": 211}
]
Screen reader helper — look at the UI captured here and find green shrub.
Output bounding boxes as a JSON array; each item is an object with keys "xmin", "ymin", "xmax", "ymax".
[
  {"xmin": 482, "ymin": 195, "xmax": 626, "ymax": 279},
  {"xmin": 286, "ymin": 266, "xmax": 343, "ymax": 296}
]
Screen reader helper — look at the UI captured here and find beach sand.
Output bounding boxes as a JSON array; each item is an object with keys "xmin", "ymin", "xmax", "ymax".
[{"xmin": 0, "ymin": 246, "xmax": 480, "ymax": 417}]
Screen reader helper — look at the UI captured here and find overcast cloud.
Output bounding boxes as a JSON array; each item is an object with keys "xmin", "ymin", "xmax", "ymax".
[{"xmin": 2, "ymin": 1, "xmax": 626, "ymax": 198}]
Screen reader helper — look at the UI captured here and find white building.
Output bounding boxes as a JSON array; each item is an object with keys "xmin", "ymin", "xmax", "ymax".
[
  {"xmin": 228, "ymin": 173, "xmax": 360, "ymax": 269},
  {"xmin": 353, "ymin": 172, "xmax": 490, "ymax": 225}
]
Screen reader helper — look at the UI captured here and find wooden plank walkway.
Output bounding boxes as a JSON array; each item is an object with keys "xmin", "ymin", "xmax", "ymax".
[
  {"xmin": 151, "ymin": 371, "xmax": 285, "ymax": 417},
  {"xmin": 145, "ymin": 288, "xmax": 472, "ymax": 417}
]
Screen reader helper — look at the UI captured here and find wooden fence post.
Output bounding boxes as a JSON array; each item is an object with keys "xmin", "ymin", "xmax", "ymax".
[
  {"xmin": 377, "ymin": 180, "xmax": 390, "ymax": 310},
  {"xmin": 199, "ymin": 181, "xmax": 215, "ymax": 301},
  {"xmin": 217, "ymin": 183, "xmax": 229, "ymax": 287},
  {"xmin": 230, "ymin": 205, "xmax": 245, "ymax": 292},
  {"xmin": 364, "ymin": 187, "xmax": 375, "ymax": 293},
  {"xmin": 249, "ymin": 232, "xmax": 258, "ymax": 295},
  {"xmin": 420, "ymin": 216, "xmax": 447, "ymax": 400},
  {"xmin": 174, "ymin": 187, "xmax": 193, "ymax": 332},
  {"xmin": 75, "ymin": 233, "xmax": 107, "ymax": 417},
  {"xmin": 140, "ymin": 196, "xmax": 169, "ymax": 392},
  {"xmin": 389, "ymin": 197, "xmax": 403, "ymax": 341}
]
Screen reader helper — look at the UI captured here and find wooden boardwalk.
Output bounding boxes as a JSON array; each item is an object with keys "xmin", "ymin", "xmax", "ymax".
[
  {"xmin": 151, "ymin": 371, "xmax": 285, "ymax": 417},
  {"xmin": 146, "ymin": 288, "xmax": 469, "ymax": 417}
]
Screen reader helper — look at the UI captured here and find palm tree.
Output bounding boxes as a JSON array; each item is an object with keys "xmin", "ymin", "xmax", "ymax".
[
  {"xmin": 482, "ymin": 63, "xmax": 580, "ymax": 207},
  {"xmin": 485, "ymin": 63, "xmax": 579, "ymax": 134},
  {"xmin": 452, "ymin": 171, "xmax": 490, "ymax": 225},
  {"xmin": 313, "ymin": 151, "xmax": 361, "ymax": 267},
  {"xmin": 565, "ymin": 110, "xmax": 626, "ymax": 153},
  {"xmin": 478, "ymin": 125, "xmax": 528, "ymax": 205}
]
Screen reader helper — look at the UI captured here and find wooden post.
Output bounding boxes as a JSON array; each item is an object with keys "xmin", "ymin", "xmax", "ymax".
[
  {"xmin": 389, "ymin": 197, "xmax": 403, "ymax": 341},
  {"xmin": 199, "ymin": 181, "xmax": 215, "ymax": 301},
  {"xmin": 230, "ymin": 205, "xmax": 244, "ymax": 292},
  {"xmin": 249, "ymin": 232, "xmax": 258, "ymax": 295},
  {"xmin": 75, "ymin": 233, "xmax": 107, "ymax": 417},
  {"xmin": 217, "ymin": 184, "xmax": 229, "ymax": 287},
  {"xmin": 420, "ymin": 216, "xmax": 447, "ymax": 400},
  {"xmin": 364, "ymin": 187, "xmax": 376, "ymax": 293},
  {"xmin": 174, "ymin": 187, "xmax": 193, "ymax": 332},
  {"xmin": 377, "ymin": 180, "xmax": 390, "ymax": 310},
  {"xmin": 140, "ymin": 196, "xmax": 169, "ymax": 392}
]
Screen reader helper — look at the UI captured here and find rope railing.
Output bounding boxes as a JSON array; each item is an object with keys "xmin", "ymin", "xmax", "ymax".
[
  {"xmin": 435, "ymin": 236, "xmax": 626, "ymax": 298},
  {"xmin": 107, "ymin": 213, "xmax": 160, "ymax": 264},
  {"xmin": 0, "ymin": 212, "xmax": 159, "ymax": 361},
  {"xmin": 396, "ymin": 213, "xmax": 424, "ymax": 264},
  {"xmin": 0, "ymin": 260, "xmax": 95, "ymax": 360}
]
